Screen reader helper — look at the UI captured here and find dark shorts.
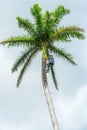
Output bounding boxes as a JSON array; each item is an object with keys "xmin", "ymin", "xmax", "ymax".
[{"xmin": 49, "ymin": 62, "xmax": 54, "ymax": 65}]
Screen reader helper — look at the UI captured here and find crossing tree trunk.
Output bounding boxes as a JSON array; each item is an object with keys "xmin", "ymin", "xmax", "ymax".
[{"xmin": 42, "ymin": 58, "xmax": 60, "ymax": 130}]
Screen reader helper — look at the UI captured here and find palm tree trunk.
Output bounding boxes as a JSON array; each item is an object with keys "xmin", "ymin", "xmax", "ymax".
[{"xmin": 42, "ymin": 59, "xmax": 60, "ymax": 130}]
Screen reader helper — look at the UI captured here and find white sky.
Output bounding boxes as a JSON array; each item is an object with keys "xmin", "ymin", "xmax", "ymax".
[{"xmin": 0, "ymin": 0, "xmax": 87, "ymax": 130}]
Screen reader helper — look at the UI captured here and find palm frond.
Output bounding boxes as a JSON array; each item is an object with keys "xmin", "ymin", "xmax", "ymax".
[
  {"xmin": 43, "ymin": 6, "xmax": 70, "ymax": 40},
  {"xmin": 0, "ymin": 36, "xmax": 36, "ymax": 47},
  {"xmin": 51, "ymin": 66, "xmax": 58, "ymax": 90},
  {"xmin": 16, "ymin": 17, "xmax": 37, "ymax": 36},
  {"xmin": 30, "ymin": 4, "xmax": 43, "ymax": 36},
  {"xmin": 43, "ymin": 11, "xmax": 55, "ymax": 40},
  {"xmin": 49, "ymin": 26, "xmax": 85, "ymax": 42},
  {"xmin": 12, "ymin": 46, "xmax": 37, "ymax": 72},
  {"xmin": 17, "ymin": 47, "xmax": 40, "ymax": 87},
  {"xmin": 49, "ymin": 45, "xmax": 76, "ymax": 65},
  {"xmin": 43, "ymin": 5, "xmax": 70, "ymax": 36},
  {"xmin": 51, "ymin": 5, "xmax": 70, "ymax": 27}
]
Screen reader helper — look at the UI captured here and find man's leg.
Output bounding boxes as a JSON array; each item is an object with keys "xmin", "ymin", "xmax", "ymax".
[
  {"xmin": 47, "ymin": 63, "xmax": 54, "ymax": 72},
  {"xmin": 50, "ymin": 63, "xmax": 54, "ymax": 70},
  {"xmin": 46, "ymin": 63, "xmax": 50, "ymax": 72}
]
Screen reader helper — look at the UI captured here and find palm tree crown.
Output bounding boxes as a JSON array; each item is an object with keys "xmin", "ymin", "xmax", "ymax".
[{"xmin": 0, "ymin": 4, "xmax": 85, "ymax": 88}]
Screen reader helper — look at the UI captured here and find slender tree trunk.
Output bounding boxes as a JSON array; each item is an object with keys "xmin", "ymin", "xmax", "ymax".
[{"xmin": 42, "ymin": 59, "xmax": 60, "ymax": 130}]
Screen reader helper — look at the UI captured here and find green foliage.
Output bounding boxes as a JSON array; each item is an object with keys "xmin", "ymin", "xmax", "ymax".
[
  {"xmin": 31, "ymin": 4, "xmax": 43, "ymax": 37},
  {"xmin": 43, "ymin": 5, "xmax": 71, "ymax": 39},
  {"xmin": 50, "ymin": 5, "xmax": 70, "ymax": 27},
  {"xmin": 49, "ymin": 26, "xmax": 85, "ymax": 42},
  {"xmin": 43, "ymin": 11, "xmax": 51, "ymax": 40},
  {"xmin": 0, "ymin": 36, "xmax": 36, "ymax": 47},
  {"xmin": 12, "ymin": 46, "xmax": 37, "ymax": 72},
  {"xmin": 17, "ymin": 47, "xmax": 40, "ymax": 87},
  {"xmin": 49, "ymin": 45, "xmax": 76, "ymax": 65},
  {"xmin": 0, "ymin": 4, "xmax": 85, "ymax": 88},
  {"xmin": 16, "ymin": 17, "xmax": 36, "ymax": 36}
]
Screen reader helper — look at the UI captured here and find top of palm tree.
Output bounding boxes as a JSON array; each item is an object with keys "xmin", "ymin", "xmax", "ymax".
[{"xmin": 0, "ymin": 4, "xmax": 85, "ymax": 88}]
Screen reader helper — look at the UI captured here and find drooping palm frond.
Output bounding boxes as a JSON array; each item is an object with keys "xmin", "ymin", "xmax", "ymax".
[
  {"xmin": 17, "ymin": 47, "xmax": 40, "ymax": 87},
  {"xmin": 16, "ymin": 17, "xmax": 37, "ymax": 36},
  {"xmin": 49, "ymin": 26, "xmax": 85, "ymax": 42},
  {"xmin": 49, "ymin": 44, "xmax": 76, "ymax": 65},
  {"xmin": 0, "ymin": 36, "xmax": 36, "ymax": 47},
  {"xmin": 30, "ymin": 4, "xmax": 43, "ymax": 36},
  {"xmin": 50, "ymin": 66, "xmax": 58, "ymax": 90},
  {"xmin": 12, "ymin": 46, "xmax": 38, "ymax": 72}
]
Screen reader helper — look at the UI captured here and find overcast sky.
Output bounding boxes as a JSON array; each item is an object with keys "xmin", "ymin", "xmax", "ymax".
[{"xmin": 0, "ymin": 0, "xmax": 87, "ymax": 130}]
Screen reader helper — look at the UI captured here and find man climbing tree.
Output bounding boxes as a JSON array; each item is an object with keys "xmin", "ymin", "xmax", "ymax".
[{"xmin": 47, "ymin": 55, "xmax": 54, "ymax": 72}]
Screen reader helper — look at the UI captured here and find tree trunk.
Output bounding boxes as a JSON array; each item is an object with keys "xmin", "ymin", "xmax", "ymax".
[{"xmin": 42, "ymin": 59, "xmax": 60, "ymax": 130}]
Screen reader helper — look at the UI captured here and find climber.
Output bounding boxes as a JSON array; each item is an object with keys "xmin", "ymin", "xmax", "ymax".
[{"xmin": 46, "ymin": 55, "xmax": 54, "ymax": 72}]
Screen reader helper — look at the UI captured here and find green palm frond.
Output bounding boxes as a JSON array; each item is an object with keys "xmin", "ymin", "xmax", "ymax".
[
  {"xmin": 43, "ymin": 6, "xmax": 70, "ymax": 40},
  {"xmin": 0, "ymin": 36, "xmax": 36, "ymax": 47},
  {"xmin": 16, "ymin": 17, "xmax": 37, "ymax": 36},
  {"xmin": 49, "ymin": 26, "xmax": 85, "ymax": 42},
  {"xmin": 49, "ymin": 45, "xmax": 76, "ymax": 65},
  {"xmin": 43, "ymin": 11, "xmax": 50, "ymax": 40},
  {"xmin": 12, "ymin": 46, "xmax": 37, "ymax": 72},
  {"xmin": 43, "ymin": 11, "xmax": 55, "ymax": 40},
  {"xmin": 50, "ymin": 5, "xmax": 70, "ymax": 27},
  {"xmin": 17, "ymin": 47, "xmax": 40, "ymax": 87},
  {"xmin": 51, "ymin": 66, "xmax": 58, "ymax": 90},
  {"xmin": 31, "ymin": 4, "xmax": 43, "ymax": 36}
]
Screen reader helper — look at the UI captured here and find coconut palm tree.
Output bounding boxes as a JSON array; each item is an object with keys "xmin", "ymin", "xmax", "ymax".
[{"xmin": 0, "ymin": 4, "xmax": 85, "ymax": 130}]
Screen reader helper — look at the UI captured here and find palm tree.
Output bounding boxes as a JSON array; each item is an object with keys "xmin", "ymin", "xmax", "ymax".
[{"xmin": 0, "ymin": 4, "xmax": 85, "ymax": 130}]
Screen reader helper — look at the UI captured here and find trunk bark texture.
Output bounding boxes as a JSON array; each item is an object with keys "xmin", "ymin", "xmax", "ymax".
[{"xmin": 42, "ymin": 59, "xmax": 60, "ymax": 130}]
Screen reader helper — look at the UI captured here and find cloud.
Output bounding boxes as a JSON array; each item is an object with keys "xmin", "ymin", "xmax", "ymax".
[
  {"xmin": 55, "ymin": 85, "xmax": 87, "ymax": 130},
  {"xmin": 0, "ymin": 124, "xmax": 32, "ymax": 130}
]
